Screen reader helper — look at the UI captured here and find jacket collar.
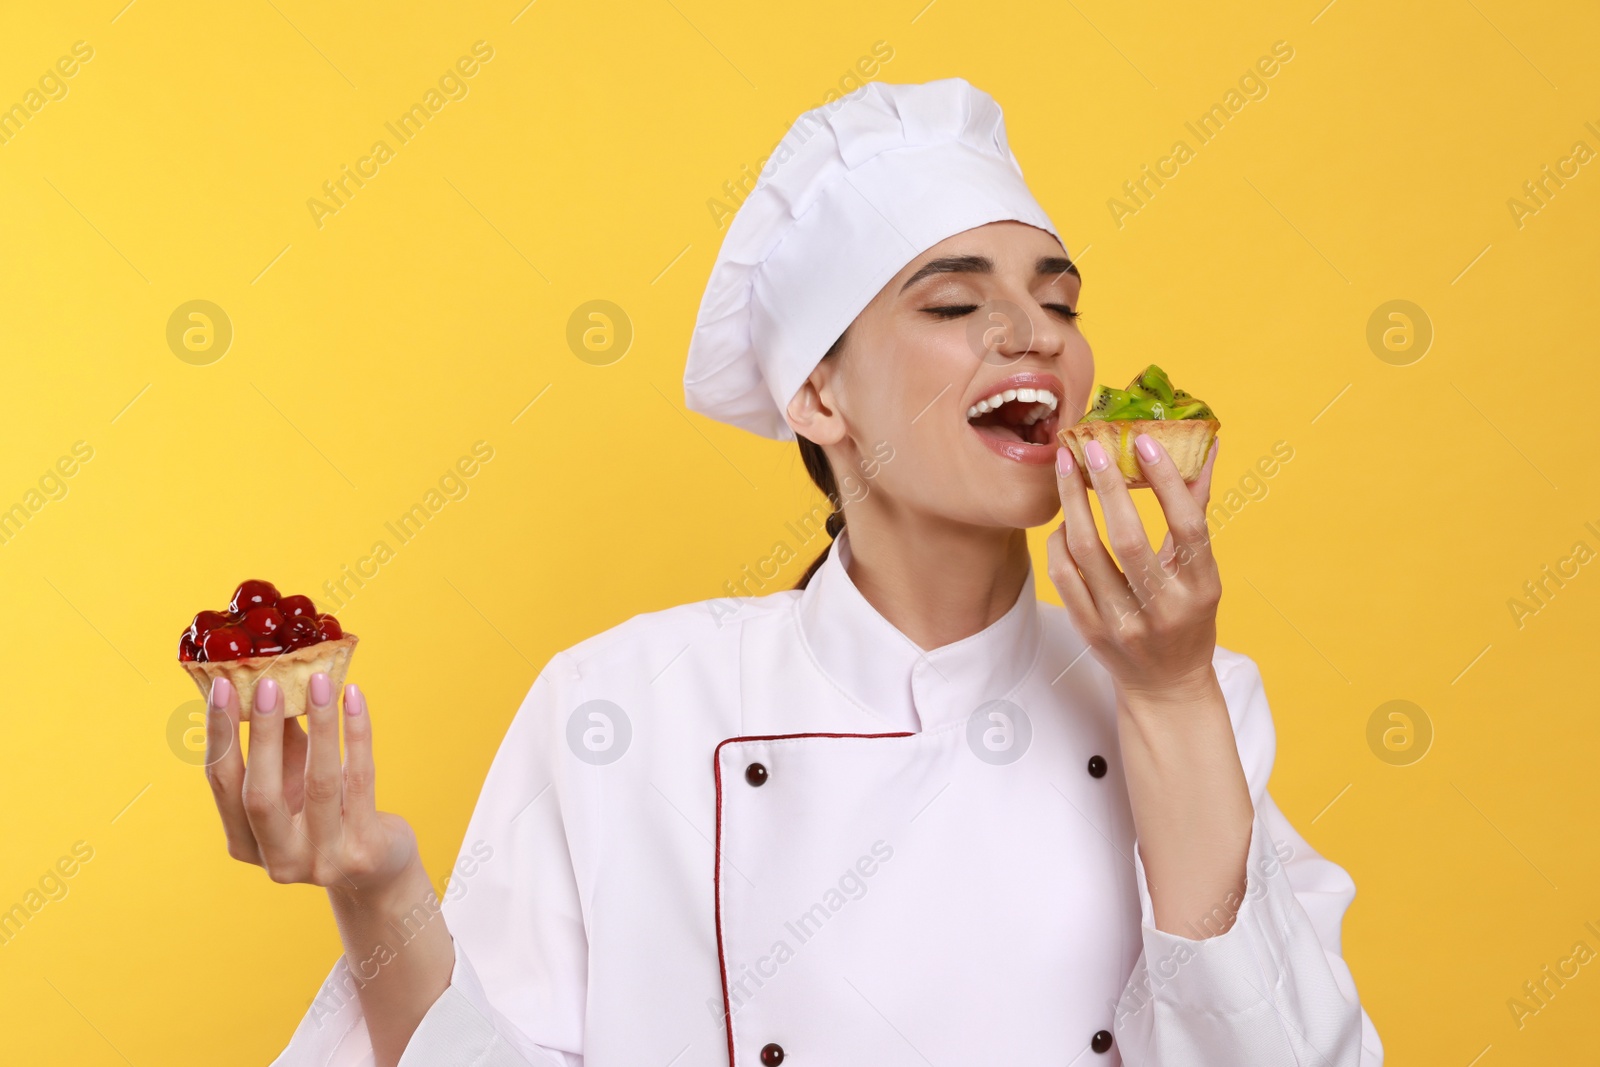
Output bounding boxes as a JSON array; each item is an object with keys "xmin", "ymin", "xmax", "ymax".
[{"xmin": 796, "ymin": 526, "xmax": 1045, "ymax": 733}]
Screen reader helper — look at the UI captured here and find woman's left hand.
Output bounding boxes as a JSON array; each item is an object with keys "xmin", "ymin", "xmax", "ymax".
[{"xmin": 1046, "ymin": 432, "xmax": 1222, "ymax": 704}]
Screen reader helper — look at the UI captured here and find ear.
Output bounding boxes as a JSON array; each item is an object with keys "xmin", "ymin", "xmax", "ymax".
[{"xmin": 784, "ymin": 361, "xmax": 847, "ymax": 445}]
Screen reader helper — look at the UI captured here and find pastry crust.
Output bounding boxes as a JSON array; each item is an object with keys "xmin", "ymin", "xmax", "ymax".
[
  {"xmin": 1058, "ymin": 419, "xmax": 1219, "ymax": 489},
  {"xmin": 181, "ymin": 634, "xmax": 358, "ymax": 720}
]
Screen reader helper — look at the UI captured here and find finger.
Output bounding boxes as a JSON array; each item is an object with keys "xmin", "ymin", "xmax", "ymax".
[
  {"xmin": 1079, "ymin": 438, "xmax": 1162, "ymax": 606},
  {"xmin": 1046, "ymin": 520, "xmax": 1099, "ymax": 626},
  {"xmin": 281, "ymin": 712, "xmax": 308, "ymax": 814},
  {"xmin": 1187, "ymin": 434, "xmax": 1220, "ymax": 510},
  {"xmin": 1156, "ymin": 437, "xmax": 1216, "ymax": 554},
  {"xmin": 1133, "ymin": 432, "xmax": 1214, "ymax": 576},
  {"xmin": 204, "ymin": 677, "xmax": 260, "ymax": 865},
  {"xmin": 303, "ymin": 672, "xmax": 344, "ymax": 853},
  {"xmin": 1054, "ymin": 446, "xmax": 1139, "ymax": 616},
  {"xmin": 341, "ymin": 682, "xmax": 377, "ymax": 840},
  {"xmin": 283, "ymin": 712, "xmax": 308, "ymax": 762},
  {"xmin": 241, "ymin": 677, "xmax": 299, "ymax": 863},
  {"xmin": 1187, "ymin": 436, "xmax": 1222, "ymax": 570}
]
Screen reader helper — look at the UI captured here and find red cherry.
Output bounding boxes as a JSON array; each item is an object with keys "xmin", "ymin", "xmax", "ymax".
[
  {"xmin": 179, "ymin": 632, "xmax": 199, "ymax": 662},
  {"xmin": 283, "ymin": 615, "xmax": 321, "ymax": 649},
  {"xmin": 243, "ymin": 606, "xmax": 285, "ymax": 637},
  {"xmin": 317, "ymin": 614, "xmax": 343, "ymax": 641},
  {"xmin": 202, "ymin": 626, "xmax": 253, "ymax": 661},
  {"xmin": 188, "ymin": 610, "xmax": 230, "ymax": 641},
  {"xmin": 279, "ymin": 595, "xmax": 316, "ymax": 620},
  {"xmin": 251, "ymin": 636, "xmax": 287, "ymax": 656},
  {"xmin": 229, "ymin": 579, "xmax": 280, "ymax": 615}
]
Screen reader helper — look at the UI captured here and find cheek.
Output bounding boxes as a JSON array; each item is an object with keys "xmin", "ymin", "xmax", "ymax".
[
  {"xmin": 837, "ymin": 355, "xmax": 962, "ymax": 506},
  {"xmin": 893, "ymin": 339, "xmax": 981, "ymax": 460},
  {"xmin": 853, "ymin": 393, "xmax": 948, "ymax": 501},
  {"xmin": 1059, "ymin": 335, "xmax": 1096, "ymax": 415},
  {"xmin": 848, "ymin": 328, "xmax": 973, "ymax": 439}
]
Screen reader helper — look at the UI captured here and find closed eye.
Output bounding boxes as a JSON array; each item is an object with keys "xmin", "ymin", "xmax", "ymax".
[{"xmin": 923, "ymin": 304, "xmax": 1080, "ymax": 320}]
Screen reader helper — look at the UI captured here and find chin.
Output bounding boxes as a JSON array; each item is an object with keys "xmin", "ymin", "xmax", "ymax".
[
  {"xmin": 963, "ymin": 476, "xmax": 1062, "ymax": 533},
  {"xmin": 1012, "ymin": 492, "xmax": 1065, "ymax": 531}
]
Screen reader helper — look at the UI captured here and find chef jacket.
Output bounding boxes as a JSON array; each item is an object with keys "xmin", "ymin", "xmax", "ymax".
[{"xmin": 274, "ymin": 527, "xmax": 1384, "ymax": 1065}]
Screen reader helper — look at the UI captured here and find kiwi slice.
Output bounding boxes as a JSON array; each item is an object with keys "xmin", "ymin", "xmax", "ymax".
[
  {"xmin": 1084, "ymin": 385, "xmax": 1138, "ymax": 420},
  {"xmin": 1167, "ymin": 398, "xmax": 1213, "ymax": 419},
  {"xmin": 1124, "ymin": 394, "xmax": 1162, "ymax": 419},
  {"xmin": 1078, "ymin": 364, "xmax": 1214, "ymax": 423},
  {"xmin": 1126, "ymin": 364, "xmax": 1176, "ymax": 405}
]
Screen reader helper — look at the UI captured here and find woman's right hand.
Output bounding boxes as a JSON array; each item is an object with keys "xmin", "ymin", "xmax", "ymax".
[{"xmin": 205, "ymin": 672, "xmax": 419, "ymax": 898}]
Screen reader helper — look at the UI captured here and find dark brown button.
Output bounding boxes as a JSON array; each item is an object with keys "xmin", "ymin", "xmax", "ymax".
[
  {"xmin": 1091, "ymin": 1029, "xmax": 1113, "ymax": 1053},
  {"xmin": 760, "ymin": 1042, "xmax": 784, "ymax": 1065},
  {"xmin": 1087, "ymin": 755, "xmax": 1107, "ymax": 778},
  {"xmin": 745, "ymin": 762, "xmax": 768, "ymax": 787}
]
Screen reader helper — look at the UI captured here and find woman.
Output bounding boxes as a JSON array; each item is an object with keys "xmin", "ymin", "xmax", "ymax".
[{"xmin": 207, "ymin": 78, "xmax": 1381, "ymax": 1065}]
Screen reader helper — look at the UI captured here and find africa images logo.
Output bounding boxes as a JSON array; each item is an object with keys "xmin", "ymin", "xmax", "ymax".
[{"xmin": 306, "ymin": 42, "xmax": 496, "ymax": 229}]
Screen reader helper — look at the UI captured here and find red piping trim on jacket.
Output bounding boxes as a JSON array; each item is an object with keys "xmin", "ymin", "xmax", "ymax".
[{"xmin": 712, "ymin": 731, "xmax": 915, "ymax": 1067}]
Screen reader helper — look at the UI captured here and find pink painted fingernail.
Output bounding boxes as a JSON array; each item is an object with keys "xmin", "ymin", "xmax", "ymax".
[
  {"xmin": 344, "ymin": 683, "xmax": 365, "ymax": 717},
  {"xmin": 209, "ymin": 676, "xmax": 232, "ymax": 711},
  {"xmin": 309, "ymin": 672, "xmax": 331, "ymax": 708},
  {"xmin": 1135, "ymin": 433, "xmax": 1161, "ymax": 464},
  {"xmin": 255, "ymin": 678, "xmax": 280, "ymax": 715},
  {"xmin": 1056, "ymin": 447, "xmax": 1074, "ymax": 476},
  {"xmin": 1084, "ymin": 440, "xmax": 1110, "ymax": 472}
]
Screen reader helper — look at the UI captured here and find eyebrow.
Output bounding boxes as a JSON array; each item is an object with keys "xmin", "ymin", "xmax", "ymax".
[{"xmin": 899, "ymin": 253, "xmax": 1081, "ymax": 293}]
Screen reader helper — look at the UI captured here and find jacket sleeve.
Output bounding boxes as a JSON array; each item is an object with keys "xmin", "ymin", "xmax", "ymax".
[
  {"xmin": 271, "ymin": 652, "xmax": 591, "ymax": 1067},
  {"xmin": 1111, "ymin": 652, "xmax": 1384, "ymax": 1066}
]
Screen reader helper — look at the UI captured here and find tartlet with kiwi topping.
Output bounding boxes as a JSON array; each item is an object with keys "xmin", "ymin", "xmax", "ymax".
[{"xmin": 1058, "ymin": 364, "xmax": 1219, "ymax": 489}]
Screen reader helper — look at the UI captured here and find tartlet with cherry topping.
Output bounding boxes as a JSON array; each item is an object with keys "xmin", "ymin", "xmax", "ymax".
[{"xmin": 178, "ymin": 579, "xmax": 356, "ymax": 720}]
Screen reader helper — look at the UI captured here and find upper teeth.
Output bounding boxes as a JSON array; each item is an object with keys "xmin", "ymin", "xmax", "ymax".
[{"xmin": 967, "ymin": 387, "xmax": 1059, "ymax": 421}]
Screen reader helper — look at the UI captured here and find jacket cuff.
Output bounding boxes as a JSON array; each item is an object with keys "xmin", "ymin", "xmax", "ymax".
[
  {"xmin": 1126, "ymin": 816, "xmax": 1298, "ymax": 1017},
  {"xmin": 397, "ymin": 939, "xmax": 556, "ymax": 1067}
]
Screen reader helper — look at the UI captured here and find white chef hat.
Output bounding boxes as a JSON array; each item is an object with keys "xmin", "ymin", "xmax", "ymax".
[{"xmin": 683, "ymin": 77, "xmax": 1064, "ymax": 441}]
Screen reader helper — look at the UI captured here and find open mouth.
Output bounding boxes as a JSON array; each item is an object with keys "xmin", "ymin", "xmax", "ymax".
[{"xmin": 966, "ymin": 386, "xmax": 1061, "ymax": 448}]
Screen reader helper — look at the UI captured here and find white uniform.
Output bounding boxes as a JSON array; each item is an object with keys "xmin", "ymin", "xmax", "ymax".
[{"xmin": 274, "ymin": 528, "xmax": 1383, "ymax": 1066}]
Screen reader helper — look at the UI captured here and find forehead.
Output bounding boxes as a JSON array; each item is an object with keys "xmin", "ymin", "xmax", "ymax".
[
  {"xmin": 889, "ymin": 223, "xmax": 1077, "ymax": 296},
  {"xmin": 893, "ymin": 221, "xmax": 1071, "ymax": 286},
  {"xmin": 925, "ymin": 219, "xmax": 1063, "ymax": 255}
]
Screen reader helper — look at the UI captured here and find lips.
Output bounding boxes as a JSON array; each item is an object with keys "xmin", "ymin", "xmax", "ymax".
[{"xmin": 965, "ymin": 372, "xmax": 1065, "ymax": 465}]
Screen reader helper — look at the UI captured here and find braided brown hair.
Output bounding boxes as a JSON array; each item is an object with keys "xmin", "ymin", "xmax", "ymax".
[{"xmin": 794, "ymin": 327, "xmax": 850, "ymax": 590}]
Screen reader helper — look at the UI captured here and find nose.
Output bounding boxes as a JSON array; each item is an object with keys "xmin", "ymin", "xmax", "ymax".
[{"xmin": 979, "ymin": 294, "xmax": 1068, "ymax": 368}]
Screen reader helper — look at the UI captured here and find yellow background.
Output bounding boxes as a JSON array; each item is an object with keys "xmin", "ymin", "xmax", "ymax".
[{"xmin": 1, "ymin": 0, "xmax": 1596, "ymax": 1062}]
